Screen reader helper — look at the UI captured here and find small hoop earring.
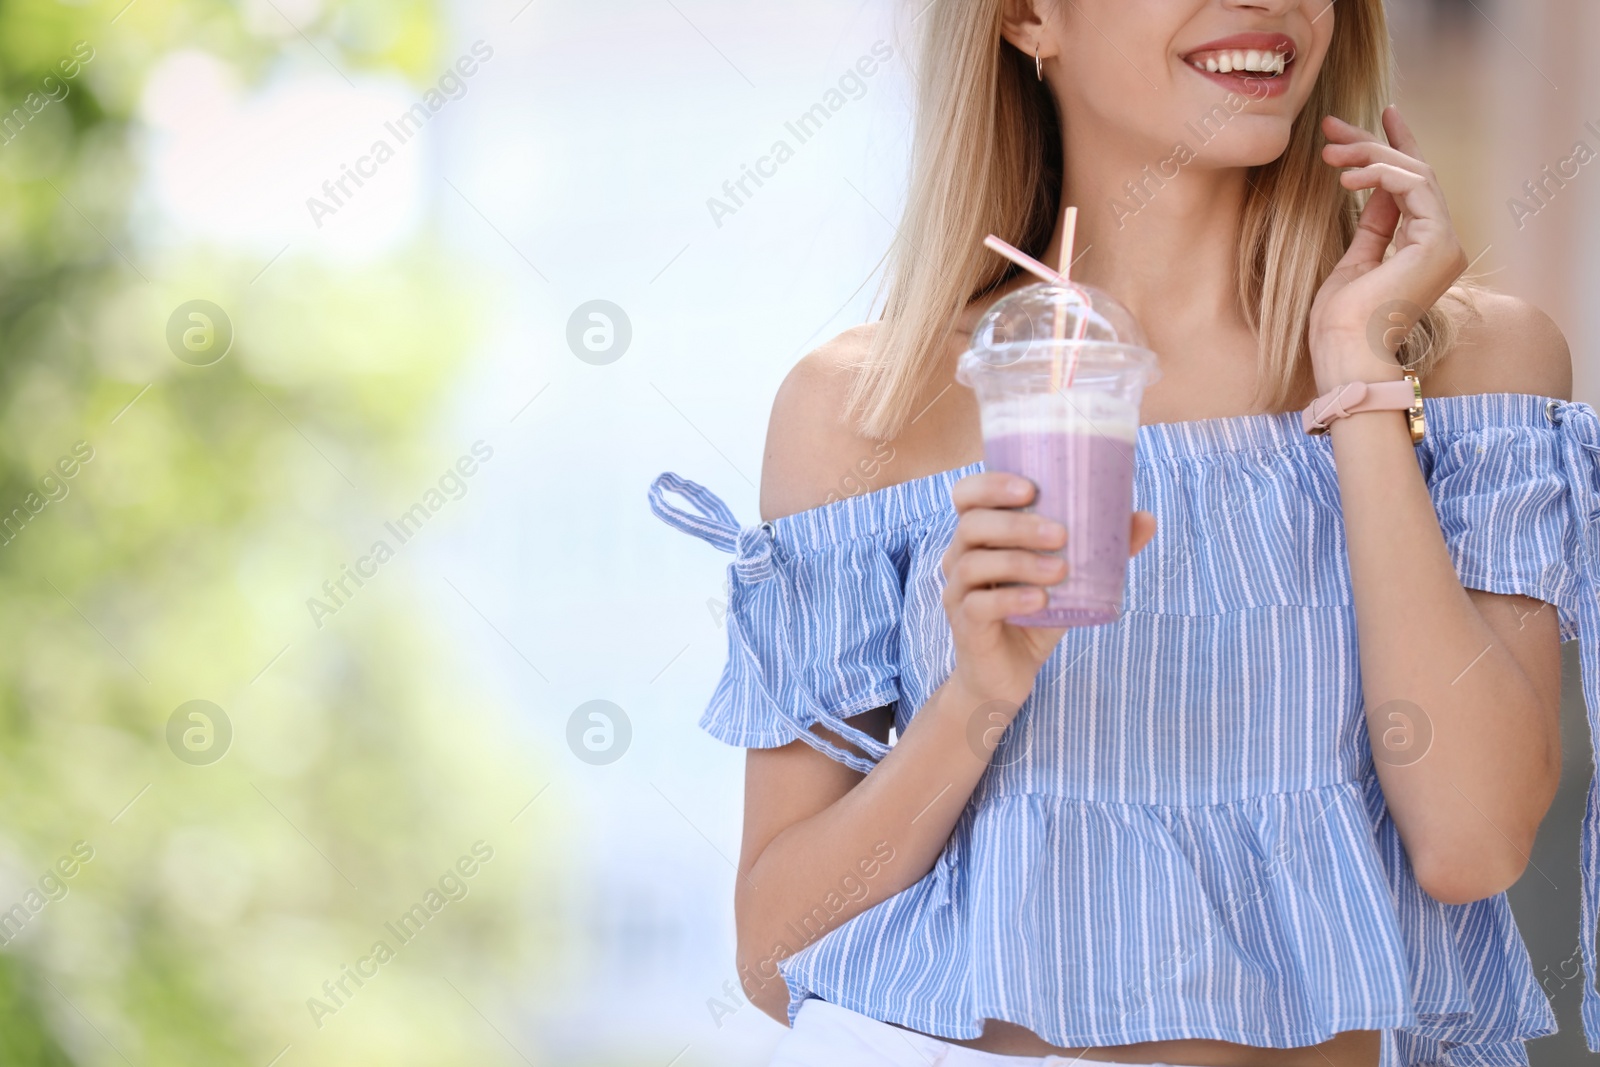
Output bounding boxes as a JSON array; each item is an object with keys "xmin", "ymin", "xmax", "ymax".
[{"xmin": 1036, "ymin": 44, "xmax": 1043, "ymax": 81}]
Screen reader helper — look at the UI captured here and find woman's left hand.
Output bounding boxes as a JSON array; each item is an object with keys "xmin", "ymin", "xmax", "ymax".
[{"xmin": 1307, "ymin": 105, "xmax": 1469, "ymax": 392}]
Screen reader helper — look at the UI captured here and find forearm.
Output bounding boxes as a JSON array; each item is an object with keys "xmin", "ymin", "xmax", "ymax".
[
  {"xmin": 1329, "ymin": 375, "xmax": 1559, "ymax": 899},
  {"xmin": 735, "ymin": 673, "xmax": 1002, "ymax": 1003}
]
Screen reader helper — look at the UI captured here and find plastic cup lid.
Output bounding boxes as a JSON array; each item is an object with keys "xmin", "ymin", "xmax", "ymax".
[{"xmin": 957, "ymin": 280, "xmax": 1161, "ymax": 385}]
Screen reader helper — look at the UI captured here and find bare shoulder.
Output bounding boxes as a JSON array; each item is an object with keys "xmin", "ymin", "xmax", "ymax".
[
  {"xmin": 1424, "ymin": 289, "xmax": 1572, "ymax": 402},
  {"xmin": 760, "ymin": 324, "xmax": 886, "ymax": 523}
]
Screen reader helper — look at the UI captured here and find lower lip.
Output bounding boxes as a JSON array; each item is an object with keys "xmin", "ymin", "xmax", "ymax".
[{"xmin": 1183, "ymin": 63, "xmax": 1292, "ymax": 99}]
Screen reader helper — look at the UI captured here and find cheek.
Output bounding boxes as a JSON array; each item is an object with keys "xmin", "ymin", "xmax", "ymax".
[
  {"xmin": 1286, "ymin": 0, "xmax": 1337, "ymax": 96},
  {"xmin": 1303, "ymin": 0, "xmax": 1337, "ymax": 50},
  {"xmin": 1054, "ymin": 3, "xmax": 1187, "ymax": 133}
]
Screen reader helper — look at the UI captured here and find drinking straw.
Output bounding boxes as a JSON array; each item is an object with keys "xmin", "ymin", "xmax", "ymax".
[
  {"xmin": 981, "ymin": 230, "xmax": 1091, "ymax": 393},
  {"xmin": 982, "ymin": 234, "xmax": 1067, "ymax": 285},
  {"xmin": 1051, "ymin": 207, "xmax": 1085, "ymax": 391}
]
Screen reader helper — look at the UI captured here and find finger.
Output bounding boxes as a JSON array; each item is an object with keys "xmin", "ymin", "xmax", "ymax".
[
  {"xmin": 950, "ymin": 471, "xmax": 1036, "ymax": 513},
  {"xmin": 1325, "ymin": 108, "xmax": 1429, "ymax": 166},
  {"xmin": 1339, "ymin": 163, "xmax": 1443, "ymax": 223},
  {"xmin": 959, "ymin": 585, "xmax": 1050, "ymax": 627},
  {"xmin": 947, "ymin": 508, "xmax": 1067, "ymax": 558},
  {"xmin": 1321, "ymin": 114, "xmax": 1384, "ymax": 146},
  {"xmin": 1334, "ymin": 183, "xmax": 1401, "ymax": 270},
  {"xmin": 1322, "ymin": 138, "xmax": 1433, "ymax": 181},
  {"xmin": 949, "ymin": 547, "xmax": 1067, "ymax": 600},
  {"xmin": 1129, "ymin": 511, "xmax": 1157, "ymax": 557},
  {"xmin": 1381, "ymin": 104, "xmax": 1426, "ymax": 162},
  {"xmin": 1320, "ymin": 122, "xmax": 1405, "ymax": 269}
]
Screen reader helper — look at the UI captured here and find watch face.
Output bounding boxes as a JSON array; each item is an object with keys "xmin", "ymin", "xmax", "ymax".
[{"xmin": 1405, "ymin": 372, "xmax": 1424, "ymax": 443}]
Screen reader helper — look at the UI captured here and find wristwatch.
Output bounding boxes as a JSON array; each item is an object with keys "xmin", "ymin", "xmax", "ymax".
[{"xmin": 1302, "ymin": 372, "xmax": 1426, "ymax": 444}]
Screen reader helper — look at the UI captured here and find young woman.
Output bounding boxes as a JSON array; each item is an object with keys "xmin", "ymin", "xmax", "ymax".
[{"xmin": 649, "ymin": 1, "xmax": 1600, "ymax": 1064}]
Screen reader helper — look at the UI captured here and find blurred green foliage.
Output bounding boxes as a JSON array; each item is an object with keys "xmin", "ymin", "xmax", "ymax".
[{"xmin": 0, "ymin": 2, "xmax": 548, "ymax": 1064}]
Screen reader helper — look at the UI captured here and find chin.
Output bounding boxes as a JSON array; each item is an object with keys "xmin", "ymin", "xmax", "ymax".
[{"xmin": 1175, "ymin": 118, "xmax": 1296, "ymax": 169}]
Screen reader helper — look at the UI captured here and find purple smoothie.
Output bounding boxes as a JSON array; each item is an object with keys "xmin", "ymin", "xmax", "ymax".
[{"xmin": 984, "ymin": 429, "xmax": 1136, "ymax": 627}]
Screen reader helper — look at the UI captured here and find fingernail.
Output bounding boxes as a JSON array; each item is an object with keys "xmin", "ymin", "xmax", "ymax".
[{"xmin": 1010, "ymin": 479, "xmax": 1032, "ymax": 500}]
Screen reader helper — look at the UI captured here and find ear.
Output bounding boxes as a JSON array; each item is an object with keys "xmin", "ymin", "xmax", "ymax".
[{"xmin": 999, "ymin": 0, "xmax": 1053, "ymax": 60}]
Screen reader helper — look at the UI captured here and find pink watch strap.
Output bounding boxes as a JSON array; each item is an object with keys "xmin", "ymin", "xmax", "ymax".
[{"xmin": 1301, "ymin": 379, "xmax": 1416, "ymax": 434}]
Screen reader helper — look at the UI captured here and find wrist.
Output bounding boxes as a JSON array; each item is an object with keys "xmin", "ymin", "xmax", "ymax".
[
  {"xmin": 940, "ymin": 669, "xmax": 1029, "ymax": 766},
  {"xmin": 943, "ymin": 668, "xmax": 1029, "ymax": 722},
  {"xmin": 1304, "ymin": 368, "xmax": 1425, "ymax": 443},
  {"xmin": 1311, "ymin": 332, "xmax": 1408, "ymax": 392}
]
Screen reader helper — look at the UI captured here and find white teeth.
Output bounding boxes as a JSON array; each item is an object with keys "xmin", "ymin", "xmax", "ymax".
[{"xmin": 1188, "ymin": 47, "xmax": 1290, "ymax": 75}]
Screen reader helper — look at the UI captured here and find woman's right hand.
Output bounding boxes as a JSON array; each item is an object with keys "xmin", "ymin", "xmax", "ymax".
[{"xmin": 941, "ymin": 471, "xmax": 1156, "ymax": 711}]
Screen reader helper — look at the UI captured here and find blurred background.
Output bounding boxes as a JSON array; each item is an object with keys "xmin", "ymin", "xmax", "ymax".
[{"xmin": 0, "ymin": 0, "xmax": 1592, "ymax": 1065}]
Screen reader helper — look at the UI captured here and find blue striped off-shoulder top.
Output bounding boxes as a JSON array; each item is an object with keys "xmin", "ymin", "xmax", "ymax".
[{"xmin": 647, "ymin": 392, "xmax": 1600, "ymax": 1067}]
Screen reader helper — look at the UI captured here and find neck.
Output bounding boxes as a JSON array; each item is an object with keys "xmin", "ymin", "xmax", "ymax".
[{"xmin": 1035, "ymin": 135, "xmax": 1254, "ymax": 344}]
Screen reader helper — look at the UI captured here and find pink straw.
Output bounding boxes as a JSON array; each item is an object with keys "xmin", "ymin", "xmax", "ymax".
[
  {"xmin": 981, "ymin": 222, "xmax": 1090, "ymax": 392},
  {"xmin": 983, "ymin": 234, "xmax": 1067, "ymax": 285},
  {"xmin": 1052, "ymin": 208, "xmax": 1083, "ymax": 389}
]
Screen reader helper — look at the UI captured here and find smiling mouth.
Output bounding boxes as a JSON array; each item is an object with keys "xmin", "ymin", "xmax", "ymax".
[{"xmin": 1182, "ymin": 44, "xmax": 1296, "ymax": 79}]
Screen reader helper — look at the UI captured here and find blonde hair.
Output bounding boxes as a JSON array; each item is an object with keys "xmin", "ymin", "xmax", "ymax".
[{"xmin": 844, "ymin": 0, "xmax": 1479, "ymax": 441}]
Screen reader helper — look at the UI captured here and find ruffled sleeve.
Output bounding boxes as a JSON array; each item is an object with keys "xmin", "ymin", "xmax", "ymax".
[
  {"xmin": 1423, "ymin": 394, "xmax": 1581, "ymax": 620},
  {"xmin": 647, "ymin": 472, "xmax": 904, "ymax": 774},
  {"xmin": 1424, "ymin": 395, "xmax": 1600, "ymax": 1050}
]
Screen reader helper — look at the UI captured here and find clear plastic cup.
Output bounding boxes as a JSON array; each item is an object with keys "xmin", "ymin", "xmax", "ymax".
[{"xmin": 955, "ymin": 282, "xmax": 1161, "ymax": 628}]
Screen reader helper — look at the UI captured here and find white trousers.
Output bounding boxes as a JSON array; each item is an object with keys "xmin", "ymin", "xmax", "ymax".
[{"xmin": 768, "ymin": 999, "xmax": 1210, "ymax": 1067}]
